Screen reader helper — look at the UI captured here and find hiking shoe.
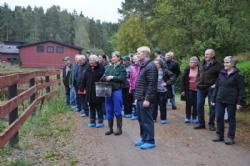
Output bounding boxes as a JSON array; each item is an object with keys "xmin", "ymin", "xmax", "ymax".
[
  {"xmin": 225, "ymin": 138, "xmax": 235, "ymax": 145},
  {"xmin": 160, "ymin": 120, "xmax": 168, "ymax": 125},
  {"xmin": 140, "ymin": 143, "xmax": 156, "ymax": 150},
  {"xmin": 212, "ymin": 135, "xmax": 224, "ymax": 142},
  {"xmin": 184, "ymin": 118, "xmax": 191, "ymax": 123},
  {"xmin": 96, "ymin": 123, "xmax": 104, "ymax": 128},
  {"xmin": 172, "ymin": 106, "xmax": 177, "ymax": 110},
  {"xmin": 88, "ymin": 123, "xmax": 95, "ymax": 128},
  {"xmin": 134, "ymin": 140, "xmax": 144, "ymax": 147}
]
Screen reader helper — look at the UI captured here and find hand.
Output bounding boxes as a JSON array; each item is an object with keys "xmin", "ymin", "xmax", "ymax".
[
  {"xmin": 236, "ymin": 105, "xmax": 242, "ymax": 110},
  {"xmin": 143, "ymin": 100, "xmax": 150, "ymax": 108},
  {"xmin": 211, "ymin": 84, "xmax": 216, "ymax": 88},
  {"xmin": 106, "ymin": 76, "xmax": 113, "ymax": 81},
  {"xmin": 211, "ymin": 102, "xmax": 215, "ymax": 106},
  {"xmin": 181, "ymin": 92, "xmax": 185, "ymax": 96}
]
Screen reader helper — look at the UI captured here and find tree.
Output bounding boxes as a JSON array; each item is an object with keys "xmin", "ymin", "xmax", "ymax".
[{"xmin": 112, "ymin": 14, "xmax": 151, "ymax": 54}]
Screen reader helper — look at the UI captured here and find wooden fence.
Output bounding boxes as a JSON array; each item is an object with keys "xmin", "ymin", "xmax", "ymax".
[{"xmin": 0, "ymin": 70, "xmax": 61, "ymax": 148}]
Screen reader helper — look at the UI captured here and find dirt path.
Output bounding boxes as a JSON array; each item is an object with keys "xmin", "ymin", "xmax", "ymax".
[{"xmin": 71, "ymin": 108, "xmax": 250, "ymax": 166}]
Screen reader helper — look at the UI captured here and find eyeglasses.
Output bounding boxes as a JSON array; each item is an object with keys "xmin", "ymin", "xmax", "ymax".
[{"xmin": 224, "ymin": 62, "xmax": 231, "ymax": 64}]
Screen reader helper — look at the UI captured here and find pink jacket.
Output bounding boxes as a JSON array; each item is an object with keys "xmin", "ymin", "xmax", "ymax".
[{"xmin": 129, "ymin": 64, "xmax": 140, "ymax": 92}]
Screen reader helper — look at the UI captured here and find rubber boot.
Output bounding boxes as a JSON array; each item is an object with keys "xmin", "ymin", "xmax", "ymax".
[
  {"xmin": 114, "ymin": 116, "xmax": 122, "ymax": 136},
  {"xmin": 105, "ymin": 118, "xmax": 113, "ymax": 135}
]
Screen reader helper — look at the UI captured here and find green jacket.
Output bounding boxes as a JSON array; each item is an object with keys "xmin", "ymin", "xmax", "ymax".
[{"xmin": 101, "ymin": 63, "xmax": 126, "ymax": 90}]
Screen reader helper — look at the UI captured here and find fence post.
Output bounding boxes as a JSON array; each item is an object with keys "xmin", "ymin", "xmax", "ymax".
[
  {"xmin": 57, "ymin": 73, "xmax": 61, "ymax": 86},
  {"xmin": 30, "ymin": 78, "xmax": 35, "ymax": 102},
  {"xmin": 45, "ymin": 76, "xmax": 50, "ymax": 93},
  {"xmin": 8, "ymin": 84, "xmax": 18, "ymax": 147}
]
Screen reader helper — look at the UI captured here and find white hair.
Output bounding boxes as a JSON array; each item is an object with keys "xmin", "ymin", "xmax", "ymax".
[
  {"xmin": 79, "ymin": 54, "xmax": 86, "ymax": 61},
  {"xmin": 137, "ymin": 46, "xmax": 151, "ymax": 56},
  {"xmin": 89, "ymin": 54, "xmax": 99, "ymax": 62},
  {"xmin": 224, "ymin": 56, "xmax": 236, "ymax": 65},
  {"xmin": 165, "ymin": 51, "xmax": 174, "ymax": 57}
]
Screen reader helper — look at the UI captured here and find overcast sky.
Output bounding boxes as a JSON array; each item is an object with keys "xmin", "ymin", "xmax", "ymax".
[{"xmin": 1, "ymin": 0, "xmax": 124, "ymax": 23}]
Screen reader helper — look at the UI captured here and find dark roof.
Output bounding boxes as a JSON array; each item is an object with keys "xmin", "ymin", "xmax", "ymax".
[
  {"xmin": 4, "ymin": 41, "xmax": 25, "ymax": 45},
  {"xmin": 0, "ymin": 44, "xmax": 19, "ymax": 54},
  {"xmin": 18, "ymin": 40, "xmax": 83, "ymax": 51}
]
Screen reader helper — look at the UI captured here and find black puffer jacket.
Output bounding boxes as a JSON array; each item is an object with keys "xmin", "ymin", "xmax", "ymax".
[
  {"xmin": 212, "ymin": 68, "xmax": 245, "ymax": 105},
  {"xmin": 135, "ymin": 59, "xmax": 158, "ymax": 102},
  {"xmin": 83, "ymin": 63, "xmax": 105, "ymax": 103},
  {"xmin": 166, "ymin": 60, "xmax": 181, "ymax": 78},
  {"xmin": 77, "ymin": 62, "xmax": 89, "ymax": 91}
]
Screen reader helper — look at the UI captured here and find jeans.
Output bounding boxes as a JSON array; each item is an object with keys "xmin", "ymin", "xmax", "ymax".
[
  {"xmin": 185, "ymin": 90, "xmax": 197, "ymax": 119},
  {"xmin": 105, "ymin": 89, "xmax": 123, "ymax": 119},
  {"xmin": 196, "ymin": 87, "xmax": 215, "ymax": 126},
  {"xmin": 153, "ymin": 92, "xmax": 167, "ymax": 121},
  {"xmin": 137, "ymin": 100, "xmax": 155, "ymax": 144},
  {"xmin": 216, "ymin": 102, "xmax": 236, "ymax": 139},
  {"xmin": 170, "ymin": 85, "xmax": 176, "ymax": 108},
  {"xmin": 70, "ymin": 87, "xmax": 77, "ymax": 106}
]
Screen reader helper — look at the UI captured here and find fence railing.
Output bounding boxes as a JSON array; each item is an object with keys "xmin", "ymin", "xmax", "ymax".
[{"xmin": 0, "ymin": 70, "xmax": 61, "ymax": 148}]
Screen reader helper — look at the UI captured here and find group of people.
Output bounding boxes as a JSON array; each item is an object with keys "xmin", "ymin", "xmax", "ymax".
[{"xmin": 63, "ymin": 47, "xmax": 245, "ymax": 150}]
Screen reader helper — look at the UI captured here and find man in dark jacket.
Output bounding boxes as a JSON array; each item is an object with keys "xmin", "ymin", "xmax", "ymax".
[
  {"xmin": 77, "ymin": 55, "xmax": 89, "ymax": 116},
  {"xmin": 165, "ymin": 51, "xmax": 180, "ymax": 110},
  {"xmin": 194, "ymin": 49, "xmax": 223, "ymax": 130},
  {"xmin": 62, "ymin": 57, "xmax": 72, "ymax": 106},
  {"xmin": 134, "ymin": 46, "xmax": 158, "ymax": 150}
]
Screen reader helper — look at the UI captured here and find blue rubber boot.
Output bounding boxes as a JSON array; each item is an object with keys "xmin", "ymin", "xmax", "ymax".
[
  {"xmin": 140, "ymin": 143, "xmax": 156, "ymax": 150},
  {"xmin": 184, "ymin": 118, "xmax": 191, "ymax": 123},
  {"xmin": 134, "ymin": 140, "xmax": 144, "ymax": 147},
  {"xmin": 96, "ymin": 123, "xmax": 104, "ymax": 128},
  {"xmin": 88, "ymin": 123, "xmax": 95, "ymax": 128}
]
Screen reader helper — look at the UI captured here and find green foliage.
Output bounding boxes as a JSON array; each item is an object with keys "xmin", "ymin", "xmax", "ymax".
[
  {"xmin": 112, "ymin": 14, "xmax": 151, "ymax": 54},
  {"xmin": 118, "ymin": 0, "xmax": 250, "ymax": 59},
  {"xmin": 237, "ymin": 61, "xmax": 250, "ymax": 105}
]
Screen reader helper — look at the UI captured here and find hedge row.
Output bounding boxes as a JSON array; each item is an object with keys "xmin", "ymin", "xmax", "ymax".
[{"xmin": 237, "ymin": 61, "xmax": 250, "ymax": 105}]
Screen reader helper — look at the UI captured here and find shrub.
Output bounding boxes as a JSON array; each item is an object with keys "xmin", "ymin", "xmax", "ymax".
[{"xmin": 237, "ymin": 61, "xmax": 250, "ymax": 105}]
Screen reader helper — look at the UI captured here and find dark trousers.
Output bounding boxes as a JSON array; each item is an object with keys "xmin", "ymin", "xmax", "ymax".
[
  {"xmin": 122, "ymin": 88, "xmax": 133, "ymax": 115},
  {"xmin": 137, "ymin": 100, "xmax": 155, "ymax": 144},
  {"xmin": 131, "ymin": 90, "xmax": 137, "ymax": 116},
  {"xmin": 153, "ymin": 92, "xmax": 167, "ymax": 121},
  {"xmin": 216, "ymin": 102, "xmax": 236, "ymax": 139},
  {"xmin": 185, "ymin": 90, "xmax": 197, "ymax": 119},
  {"xmin": 65, "ymin": 86, "xmax": 70, "ymax": 105},
  {"xmin": 89, "ymin": 102, "xmax": 103, "ymax": 124},
  {"xmin": 78, "ymin": 94, "xmax": 89, "ymax": 114},
  {"xmin": 197, "ymin": 87, "xmax": 215, "ymax": 126}
]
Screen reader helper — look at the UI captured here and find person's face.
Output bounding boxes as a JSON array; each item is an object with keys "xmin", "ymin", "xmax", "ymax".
[
  {"xmin": 111, "ymin": 55, "xmax": 119, "ymax": 64},
  {"xmin": 65, "ymin": 60, "xmax": 71, "ymax": 66},
  {"xmin": 78, "ymin": 59, "xmax": 84, "ymax": 65},
  {"xmin": 224, "ymin": 58, "xmax": 233, "ymax": 71},
  {"xmin": 153, "ymin": 61, "xmax": 161, "ymax": 69},
  {"xmin": 137, "ymin": 51, "xmax": 145, "ymax": 62},
  {"xmin": 89, "ymin": 58, "xmax": 96, "ymax": 67},
  {"xmin": 98, "ymin": 56, "xmax": 104, "ymax": 63},
  {"xmin": 165, "ymin": 53, "xmax": 172, "ymax": 61},
  {"xmin": 189, "ymin": 61, "xmax": 197, "ymax": 68},
  {"xmin": 133, "ymin": 56, "xmax": 139, "ymax": 64},
  {"xmin": 204, "ymin": 50, "xmax": 214, "ymax": 62}
]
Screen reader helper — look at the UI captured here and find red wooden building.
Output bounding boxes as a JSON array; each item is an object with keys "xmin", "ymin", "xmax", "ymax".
[{"xmin": 19, "ymin": 40, "xmax": 82, "ymax": 69}]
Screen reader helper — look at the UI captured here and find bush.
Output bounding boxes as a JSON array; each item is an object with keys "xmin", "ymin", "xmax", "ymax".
[{"xmin": 237, "ymin": 61, "xmax": 250, "ymax": 105}]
